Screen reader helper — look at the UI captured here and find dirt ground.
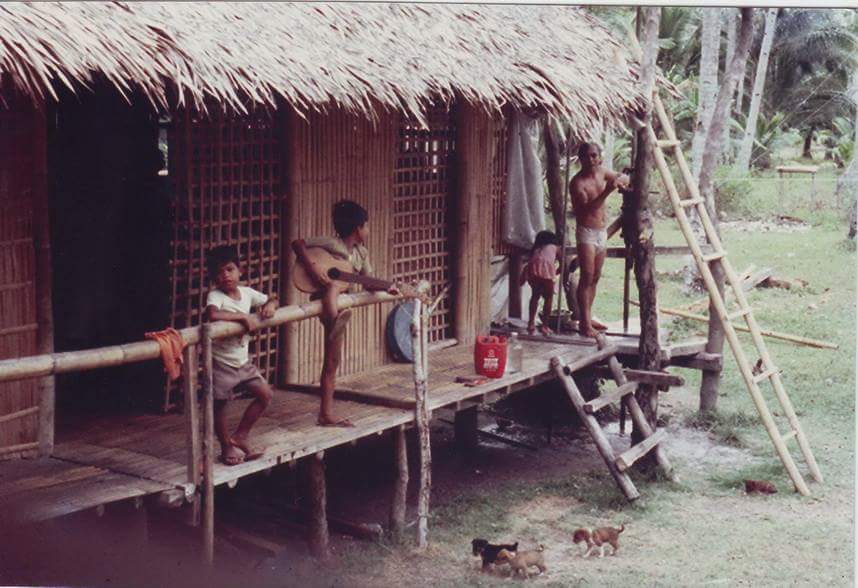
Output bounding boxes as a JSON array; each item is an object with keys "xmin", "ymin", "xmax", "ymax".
[{"xmin": 2, "ymin": 383, "xmax": 852, "ymax": 588}]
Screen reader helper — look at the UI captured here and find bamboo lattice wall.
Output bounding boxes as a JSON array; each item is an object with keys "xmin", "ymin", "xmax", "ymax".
[
  {"xmin": 490, "ymin": 115, "xmax": 511, "ymax": 256},
  {"xmin": 168, "ymin": 108, "xmax": 282, "ymax": 385},
  {"xmin": 393, "ymin": 105, "xmax": 456, "ymax": 343},
  {"xmin": 285, "ymin": 107, "xmax": 396, "ymax": 384},
  {"xmin": 0, "ymin": 94, "xmax": 39, "ymax": 457}
]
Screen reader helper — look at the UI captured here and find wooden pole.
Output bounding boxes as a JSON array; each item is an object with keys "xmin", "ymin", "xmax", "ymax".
[
  {"xmin": 411, "ymin": 299, "xmax": 431, "ymax": 549},
  {"xmin": 508, "ymin": 250, "xmax": 523, "ymax": 319},
  {"xmin": 630, "ymin": 6, "xmax": 663, "ymax": 450},
  {"xmin": 200, "ymin": 324, "xmax": 215, "ymax": 565},
  {"xmin": 33, "ymin": 105, "xmax": 55, "ymax": 457},
  {"xmin": 0, "ymin": 287, "xmax": 427, "ymax": 384},
  {"xmin": 630, "ymin": 301, "xmax": 838, "ymax": 350},
  {"xmin": 182, "ymin": 343, "xmax": 201, "ymax": 527},
  {"xmin": 281, "ymin": 106, "xmax": 301, "ymax": 387},
  {"xmin": 453, "ymin": 406, "xmax": 479, "ymax": 451},
  {"xmin": 556, "ymin": 126, "xmax": 572, "ymax": 332},
  {"xmin": 389, "ymin": 425, "xmax": 408, "ymax": 544},
  {"xmin": 306, "ymin": 452, "xmax": 329, "ymax": 558}
]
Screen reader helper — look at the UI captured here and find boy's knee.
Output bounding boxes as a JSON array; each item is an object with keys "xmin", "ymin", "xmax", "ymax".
[{"xmin": 259, "ymin": 385, "xmax": 274, "ymax": 406}]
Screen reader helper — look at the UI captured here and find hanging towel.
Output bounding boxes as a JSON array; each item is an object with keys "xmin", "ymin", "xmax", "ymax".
[
  {"xmin": 504, "ymin": 111, "xmax": 546, "ymax": 249},
  {"xmin": 145, "ymin": 328, "xmax": 187, "ymax": 382}
]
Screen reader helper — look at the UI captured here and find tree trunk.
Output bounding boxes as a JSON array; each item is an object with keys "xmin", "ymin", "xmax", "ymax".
[
  {"xmin": 732, "ymin": 10, "xmax": 746, "ymax": 117},
  {"xmin": 841, "ymin": 73, "xmax": 858, "ymax": 238},
  {"xmin": 630, "ymin": 6, "xmax": 662, "ymax": 448},
  {"xmin": 736, "ymin": 8, "xmax": 778, "ymax": 172},
  {"xmin": 802, "ymin": 125, "xmax": 815, "ymax": 159},
  {"xmin": 604, "ymin": 130, "xmax": 616, "ymax": 170},
  {"xmin": 691, "ymin": 8, "xmax": 722, "ymax": 182},
  {"xmin": 721, "ymin": 8, "xmax": 737, "ymax": 163},
  {"xmin": 698, "ymin": 7, "xmax": 756, "ymax": 413}
]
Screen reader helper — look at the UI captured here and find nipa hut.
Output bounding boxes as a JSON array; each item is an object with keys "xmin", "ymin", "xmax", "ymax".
[{"xmin": 0, "ymin": 1, "xmax": 650, "ymax": 549}]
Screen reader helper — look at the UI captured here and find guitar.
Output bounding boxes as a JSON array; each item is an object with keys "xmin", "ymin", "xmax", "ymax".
[{"xmin": 292, "ymin": 247, "xmax": 436, "ymax": 306}]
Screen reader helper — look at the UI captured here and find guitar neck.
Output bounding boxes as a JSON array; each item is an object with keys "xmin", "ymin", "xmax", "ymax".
[{"xmin": 328, "ymin": 267, "xmax": 392, "ymax": 291}]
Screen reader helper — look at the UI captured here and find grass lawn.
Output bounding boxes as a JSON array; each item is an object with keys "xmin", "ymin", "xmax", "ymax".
[{"xmin": 324, "ymin": 169, "xmax": 855, "ymax": 586}]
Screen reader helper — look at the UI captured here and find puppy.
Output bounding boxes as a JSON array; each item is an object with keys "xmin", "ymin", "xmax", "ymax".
[
  {"xmin": 496, "ymin": 545, "xmax": 547, "ymax": 578},
  {"xmin": 572, "ymin": 524, "xmax": 625, "ymax": 558},
  {"xmin": 472, "ymin": 538, "xmax": 519, "ymax": 572},
  {"xmin": 745, "ymin": 479, "xmax": 777, "ymax": 494}
]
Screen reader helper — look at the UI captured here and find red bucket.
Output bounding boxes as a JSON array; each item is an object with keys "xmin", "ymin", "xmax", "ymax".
[{"xmin": 474, "ymin": 335, "xmax": 508, "ymax": 378}]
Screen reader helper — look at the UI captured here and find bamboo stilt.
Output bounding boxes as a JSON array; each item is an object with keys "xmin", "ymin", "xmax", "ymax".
[
  {"xmin": 389, "ymin": 425, "xmax": 408, "ymax": 544},
  {"xmin": 183, "ymin": 344, "xmax": 201, "ymax": 527},
  {"xmin": 306, "ymin": 452, "xmax": 329, "ymax": 558},
  {"xmin": 411, "ymin": 299, "xmax": 431, "ymax": 549},
  {"xmin": 200, "ymin": 324, "xmax": 215, "ymax": 565}
]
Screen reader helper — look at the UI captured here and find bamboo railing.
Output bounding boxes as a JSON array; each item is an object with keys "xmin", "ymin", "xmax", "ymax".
[{"xmin": 0, "ymin": 285, "xmax": 430, "ymax": 560}]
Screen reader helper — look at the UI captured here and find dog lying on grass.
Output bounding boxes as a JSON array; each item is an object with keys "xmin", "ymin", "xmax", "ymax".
[
  {"xmin": 572, "ymin": 524, "xmax": 624, "ymax": 557},
  {"xmin": 495, "ymin": 545, "xmax": 546, "ymax": 578},
  {"xmin": 471, "ymin": 538, "xmax": 518, "ymax": 572}
]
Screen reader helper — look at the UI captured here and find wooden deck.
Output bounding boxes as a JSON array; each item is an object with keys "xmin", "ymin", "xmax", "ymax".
[{"xmin": 0, "ymin": 335, "xmax": 703, "ymax": 525}]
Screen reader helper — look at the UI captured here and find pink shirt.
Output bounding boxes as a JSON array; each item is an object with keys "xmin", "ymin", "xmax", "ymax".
[{"xmin": 528, "ymin": 244, "xmax": 558, "ymax": 280}]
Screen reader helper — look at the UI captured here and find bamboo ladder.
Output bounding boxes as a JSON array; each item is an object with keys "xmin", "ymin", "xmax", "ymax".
[
  {"xmin": 551, "ymin": 334, "xmax": 673, "ymax": 501},
  {"xmin": 644, "ymin": 92, "xmax": 822, "ymax": 496}
]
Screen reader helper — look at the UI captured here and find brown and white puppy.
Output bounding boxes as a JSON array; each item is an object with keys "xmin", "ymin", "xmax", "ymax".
[
  {"xmin": 572, "ymin": 524, "xmax": 624, "ymax": 558},
  {"xmin": 496, "ymin": 545, "xmax": 547, "ymax": 578}
]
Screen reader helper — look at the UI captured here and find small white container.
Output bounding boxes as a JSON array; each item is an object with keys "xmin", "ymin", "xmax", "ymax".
[{"xmin": 507, "ymin": 332, "xmax": 524, "ymax": 374}]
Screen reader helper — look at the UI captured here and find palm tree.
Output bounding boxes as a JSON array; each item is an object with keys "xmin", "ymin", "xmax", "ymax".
[{"xmin": 768, "ymin": 9, "xmax": 857, "ymax": 159}]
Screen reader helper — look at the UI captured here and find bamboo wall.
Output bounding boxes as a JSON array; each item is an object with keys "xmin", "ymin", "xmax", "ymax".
[
  {"xmin": 283, "ymin": 107, "xmax": 397, "ymax": 384},
  {"xmin": 169, "ymin": 108, "xmax": 282, "ymax": 387},
  {"xmin": 490, "ymin": 115, "xmax": 511, "ymax": 257},
  {"xmin": 0, "ymin": 93, "xmax": 40, "ymax": 458},
  {"xmin": 452, "ymin": 104, "xmax": 497, "ymax": 345}
]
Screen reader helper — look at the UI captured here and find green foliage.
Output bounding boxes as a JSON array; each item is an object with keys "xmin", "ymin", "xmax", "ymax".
[{"xmin": 713, "ymin": 165, "xmax": 754, "ymax": 217}]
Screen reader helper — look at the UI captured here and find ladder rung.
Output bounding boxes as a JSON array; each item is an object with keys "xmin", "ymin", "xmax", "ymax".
[
  {"xmin": 616, "ymin": 429, "xmax": 666, "ymax": 472},
  {"xmin": 728, "ymin": 307, "xmax": 752, "ymax": 322},
  {"xmin": 701, "ymin": 251, "xmax": 726, "ymax": 263},
  {"xmin": 679, "ymin": 197, "xmax": 704, "ymax": 207},
  {"xmin": 781, "ymin": 429, "xmax": 797, "ymax": 443},
  {"xmin": 657, "ymin": 139, "xmax": 681, "ymax": 149},
  {"xmin": 583, "ymin": 381, "xmax": 638, "ymax": 414},
  {"xmin": 753, "ymin": 368, "xmax": 777, "ymax": 384}
]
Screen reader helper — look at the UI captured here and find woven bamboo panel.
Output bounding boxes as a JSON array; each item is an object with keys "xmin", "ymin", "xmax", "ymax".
[
  {"xmin": 490, "ymin": 115, "xmax": 511, "ymax": 256},
  {"xmin": 286, "ymin": 108, "xmax": 396, "ymax": 384},
  {"xmin": 168, "ymin": 107, "xmax": 282, "ymax": 383},
  {"xmin": 0, "ymin": 94, "xmax": 39, "ymax": 456},
  {"xmin": 393, "ymin": 105, "xmax": 455, "ymax": 343}
]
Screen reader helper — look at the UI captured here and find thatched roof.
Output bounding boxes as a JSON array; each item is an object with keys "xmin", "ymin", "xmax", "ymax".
[{"xmin": 0, "ymin": 2, "xmax": 644, "ymax": 129}]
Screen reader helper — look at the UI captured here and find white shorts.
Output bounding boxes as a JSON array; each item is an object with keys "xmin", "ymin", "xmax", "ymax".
[{"xmin": 576, "ymin": 225, "xmax": 608, "ymax": 251}]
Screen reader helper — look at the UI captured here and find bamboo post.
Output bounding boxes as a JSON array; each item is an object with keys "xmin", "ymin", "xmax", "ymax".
[
  {"xmin": 556, "ymin": 126, "xmax": 572, "ymax": 332},
  {"xmin": 508, "ymin": 250, "xmax": 523, "ymax": 319},
  {"xmin": 281, "ymin": 106, "xmax": 301, "ymax": 387},
  {"xmin": 200, "ymin": 324, "xmax": 215, "ymax": 565},
  {"xmin": 33, "ymin": 105, "xmax": 55, "ymax": 457},
  {"xmin": 550, "ymin": 357, "xmax": 640, "ymax": 501},
  {"xmin": 411, "ymin": 299, "xmax": 431, "ymax": 549},
  {"xmin": 306, "ymin": 452, "xmax": 330, "ymax": 558},
  {"xmin": 182, "ymin": 344, "xmax": 201, "ymax": 527},
  {"xmin": 389, "ymin": 425, "xmax": 408, "ymax": 544}
]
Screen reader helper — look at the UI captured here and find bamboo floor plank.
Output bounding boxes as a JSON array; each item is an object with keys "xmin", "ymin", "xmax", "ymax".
[{"xmin": 0, "ymin": 457, "xmax": 168, "ymax": 524}]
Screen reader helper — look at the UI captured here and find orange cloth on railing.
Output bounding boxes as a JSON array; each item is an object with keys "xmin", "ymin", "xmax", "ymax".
[{"xmin": 145, "ymin": 328, "xmax": 187, "ymax": 382}]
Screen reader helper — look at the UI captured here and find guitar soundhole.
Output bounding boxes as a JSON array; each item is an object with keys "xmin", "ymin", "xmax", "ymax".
[{"xmin": 328, "ymin": 267, "xmax": 341, "ymax": 279}]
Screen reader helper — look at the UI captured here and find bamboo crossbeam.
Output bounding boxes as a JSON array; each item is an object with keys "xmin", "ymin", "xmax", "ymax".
[
  {"xmin": 630, "ymin": 300, "xmax": 838, "ymax": 350},
  {"xmin": 0, "ymin": 405, "xmax": 39, "ymax": 425},
  {"xmin": 0, "ymin": 286, "xmax": 428, "ymax": 384}
]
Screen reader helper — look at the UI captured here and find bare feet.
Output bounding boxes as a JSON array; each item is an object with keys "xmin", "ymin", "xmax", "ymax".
[
  {"xmin": 539, "ymin": 325, "xmax": 554, "ymax": 336},
  {"xmin": 590, "ymin": 317, "xmax": 608, "ymax": 331},
  {"xmin": 579, "ymin": 323, "xmax": 599, "ymax": 338},
  {"xmin": 219, "ymin": 444, "xmax": 244, "ymax": 466},
  {"xmin": 230, "ymin": 436, "xmax": 264, "ymax": 461},
  {"xmin": 317, "ymin": 414, "xmax": 355, "ymax": 427},
  {"xmin": 527, "ymin": 324, "xmax": 536, "ymax": 336}
]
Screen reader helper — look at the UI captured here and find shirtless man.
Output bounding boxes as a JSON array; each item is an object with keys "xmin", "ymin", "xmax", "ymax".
[{"xmin": 569, "ymin": 142, "xmax": 630, "ymax": 338}]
